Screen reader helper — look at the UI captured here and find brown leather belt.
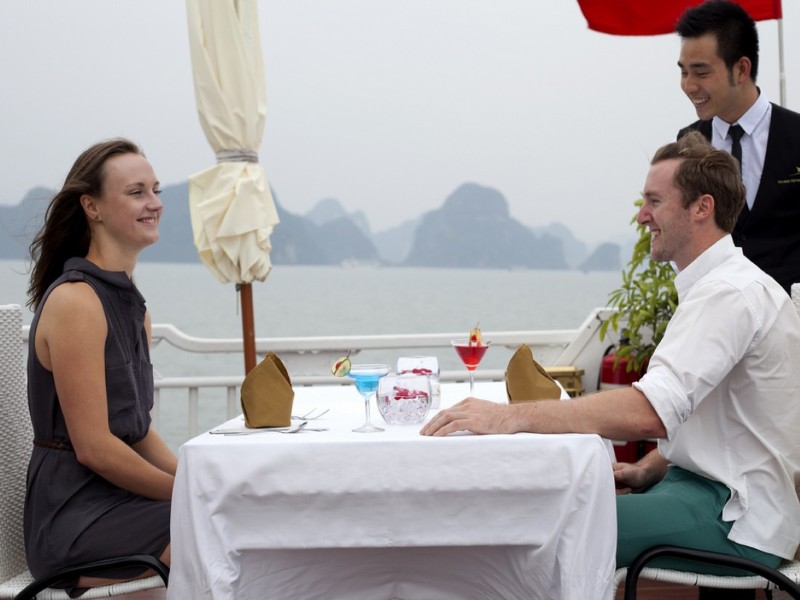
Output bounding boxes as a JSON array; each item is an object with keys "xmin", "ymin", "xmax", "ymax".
[{"xmin": 33, "ymin": 439, "xmax": 74, "ymax": 452}]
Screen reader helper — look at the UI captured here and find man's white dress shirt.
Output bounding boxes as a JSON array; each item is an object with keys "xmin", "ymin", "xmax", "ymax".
[{"xmin": 634, "ymin": 235, "xmax": 800, "ymax": 559}]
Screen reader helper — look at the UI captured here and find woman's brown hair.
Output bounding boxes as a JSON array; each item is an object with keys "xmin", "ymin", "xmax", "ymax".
[{"xmin": 27, "ymin": 138, "xmax": 143, "ymax": 310}]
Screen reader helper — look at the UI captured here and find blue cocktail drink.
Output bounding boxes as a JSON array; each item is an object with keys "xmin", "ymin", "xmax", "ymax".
[
  {"xmin": 348, "ymin": 364, "xmax": 390, "ymax": 433},
  {"xmin": 352, "ymin": 372, "xmax": 381, "ymax": 395}
]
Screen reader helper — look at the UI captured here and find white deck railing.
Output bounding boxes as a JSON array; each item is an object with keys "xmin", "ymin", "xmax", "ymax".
[{"xmin": 23, "ymin": 307, "xmax": 617, "ymax": 440}]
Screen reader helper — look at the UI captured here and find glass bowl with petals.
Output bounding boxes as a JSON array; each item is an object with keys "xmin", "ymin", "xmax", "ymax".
[{"xmin": 376, "ymin": 373, "xmax": 433, "ymax": 425}]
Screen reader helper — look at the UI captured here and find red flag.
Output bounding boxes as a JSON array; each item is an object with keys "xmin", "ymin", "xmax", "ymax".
[{"xmin": 577, "ymin": 0, "xmax": 782, "ymax": 36}]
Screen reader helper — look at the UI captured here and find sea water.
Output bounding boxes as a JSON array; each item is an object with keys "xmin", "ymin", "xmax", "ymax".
[
  {"xmin": 1, "ymin": 259, "xmax": 622, "ymax": 448},
  {"xmin": 2, "ymin": 259, "xmax": 622, "ymax": 346}
]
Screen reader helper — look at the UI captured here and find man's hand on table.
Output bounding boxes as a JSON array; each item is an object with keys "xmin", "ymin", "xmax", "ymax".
[{"xmin": 420, "ymin": 398, "xmax": 517, "ymax": 436}]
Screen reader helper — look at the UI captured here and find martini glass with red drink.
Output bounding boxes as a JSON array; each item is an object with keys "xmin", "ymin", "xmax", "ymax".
[{"xmin": 451, "ymin": 336, "xmax": 491, "ymax": 396}]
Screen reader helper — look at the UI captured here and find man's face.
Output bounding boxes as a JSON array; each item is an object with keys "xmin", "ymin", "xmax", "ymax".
[
  {"xmin": 638, "ymin": 159, "xmax": 695, "ymax": 270},
  {"xmin": 678, "ymin": 33, "xmax": 747, "ymax": 123}
]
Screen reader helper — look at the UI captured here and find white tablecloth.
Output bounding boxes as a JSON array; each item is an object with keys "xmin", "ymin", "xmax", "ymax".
[{"xmin": 169, "ymin": 381, "xmax": 617, "ymax": 600}]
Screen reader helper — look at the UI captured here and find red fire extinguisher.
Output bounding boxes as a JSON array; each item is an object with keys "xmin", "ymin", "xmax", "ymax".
[{"xmin": 600, "ymin": 352, "xmax": 642, "ymax": 390}]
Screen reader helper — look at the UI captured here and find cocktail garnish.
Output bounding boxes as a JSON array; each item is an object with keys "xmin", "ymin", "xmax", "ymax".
[
  {"xmin": 331, "ymin": 353, "xmax": 352, "ymax": 377},
  {"xmin": 469, "ymin": 323, "xmax": 483, "ymax": 346}
]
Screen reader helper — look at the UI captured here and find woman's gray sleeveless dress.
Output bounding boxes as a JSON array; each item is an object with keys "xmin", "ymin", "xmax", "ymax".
[{"xmin": 24, "ymin": 258, "xmax": 170, "ymax": 594}]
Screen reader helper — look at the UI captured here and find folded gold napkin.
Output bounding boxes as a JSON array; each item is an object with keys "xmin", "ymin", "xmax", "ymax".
[
  {"xmin": 241, "ymin": 351, "xmax": 294, "ymax": 428},
  {"xmin": 505, "ymin": 344, "xmax": 561, "ymax": 403}
]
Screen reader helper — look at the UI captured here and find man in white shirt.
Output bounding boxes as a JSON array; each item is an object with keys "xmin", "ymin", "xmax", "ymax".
[{"xmin": 422, "ymin": 132, "xmax": 800, "ymax": 577}]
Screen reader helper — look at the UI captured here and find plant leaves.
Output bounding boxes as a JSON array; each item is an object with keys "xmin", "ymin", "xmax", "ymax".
[{"xmin": 599, "ymin": 198, "xmax": 678, "ymax": 367}]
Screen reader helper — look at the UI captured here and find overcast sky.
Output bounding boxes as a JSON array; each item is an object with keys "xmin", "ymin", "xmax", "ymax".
[{"xmin": 0, "ymin": 1, "xmax": 797, "ymax": 245}]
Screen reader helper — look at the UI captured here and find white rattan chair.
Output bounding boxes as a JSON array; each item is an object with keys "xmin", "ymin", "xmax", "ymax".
[
  {"xmin": 615, "ymin": 545, "xmax": 800, "ymax": 599},
  {"xmin": 0, "ymin": 304, "xmax": 168, "ymax": 599},
  {"xmin": 614, "ymin": 283, "xmax": 800, "ymax": 599}
]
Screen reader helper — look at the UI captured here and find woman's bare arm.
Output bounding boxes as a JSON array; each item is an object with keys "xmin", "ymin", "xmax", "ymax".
[
  {"xmin": 37, "ymin": 282, "xmax": 174, "ymax": 500},
  {"xmin": 133, "ymin": 429, "xmax": 178, "ymax": 476}
]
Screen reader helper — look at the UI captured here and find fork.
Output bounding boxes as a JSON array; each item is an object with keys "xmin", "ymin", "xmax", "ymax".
[
  {"xmin": 283, "ymin": 424, "xmax": 329, "ymax": 433},
  {"xmin": 291, "ymin": 408, "xmax": 330, "ymax": 420},
  {"xmin": 212, "ymin": 421, "xmax": 328, "ymax": 435},
  {"xmin": 279, "ymin": 421, "xmax": 308, "ymax": 434},
  {"xmin": 279, "ymin": 422, "xmax": 329, "ymax": 434}
]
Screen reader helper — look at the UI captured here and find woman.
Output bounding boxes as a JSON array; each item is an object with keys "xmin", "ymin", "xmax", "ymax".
[{"xmin": 25, "ymin": 139, "xmax": 175, "ymax": 595}]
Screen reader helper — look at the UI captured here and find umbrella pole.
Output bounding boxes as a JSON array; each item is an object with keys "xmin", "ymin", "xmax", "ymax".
[{"xmin": 240, "ymin": 283, "xmax": 257, "ymax": 375}]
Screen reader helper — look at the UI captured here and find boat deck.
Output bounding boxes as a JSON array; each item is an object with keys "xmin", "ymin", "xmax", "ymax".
[{"xmin": 113, "ymin": 580, "xmax": 775, "ymax": 599}]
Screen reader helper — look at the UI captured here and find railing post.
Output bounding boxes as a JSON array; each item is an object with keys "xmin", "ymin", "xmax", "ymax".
[
  {"xmin": 188, "ymin": 387, "xmax": 199, "ymax": 439},
  {"xmin": 227, "ymin": 386, "xmax": 238, "ymax": 421}
]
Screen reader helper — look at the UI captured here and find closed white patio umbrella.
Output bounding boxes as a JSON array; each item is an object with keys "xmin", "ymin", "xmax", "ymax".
[{"xmin": 186, "ymin": 0, "xmax": 278, "ymax": 374}]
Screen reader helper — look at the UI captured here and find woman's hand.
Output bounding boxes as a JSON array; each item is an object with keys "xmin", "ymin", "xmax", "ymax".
[{"xmin": 133, "ymin": 429, "xmax": 178, "ymax": 477}]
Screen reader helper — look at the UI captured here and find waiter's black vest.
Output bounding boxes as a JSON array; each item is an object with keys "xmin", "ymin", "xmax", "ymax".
[{"xmin": 678, "ymin": 104, "xmax": 800, "ymax": 294}]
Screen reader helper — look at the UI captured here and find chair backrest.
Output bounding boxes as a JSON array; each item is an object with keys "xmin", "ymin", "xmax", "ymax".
[{"xmin": 0, "ymin": 305, "xmax": 33, "ymax": 580}]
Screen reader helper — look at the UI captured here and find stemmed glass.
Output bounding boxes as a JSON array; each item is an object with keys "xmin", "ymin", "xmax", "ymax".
[
  {"xmin": 451, "ymin": 339, "xmax": 491, "ymax": 396},
  {"xmin": 347, "ymin": 364, "xmax": 390, "ymax": 433}
]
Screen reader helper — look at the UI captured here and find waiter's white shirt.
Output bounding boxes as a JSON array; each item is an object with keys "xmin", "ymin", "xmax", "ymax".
[
  {"xmin": 711, "ymin": 91, "xmax": 771, "ymax": 210},
  {"xmin": 635, "ymin": 235, "xmax": 800, "ymax": 559}
]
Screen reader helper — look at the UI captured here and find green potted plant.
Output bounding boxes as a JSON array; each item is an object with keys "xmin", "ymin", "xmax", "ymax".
[{"xmin": 599, "ymin": 199, "xmax": 679, "ymax": 374}]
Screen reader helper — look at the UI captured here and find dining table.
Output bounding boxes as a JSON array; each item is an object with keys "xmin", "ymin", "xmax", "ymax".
[{"xmin": 168, "ymin": 378, "xmax": 618, "ymax": 600}]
